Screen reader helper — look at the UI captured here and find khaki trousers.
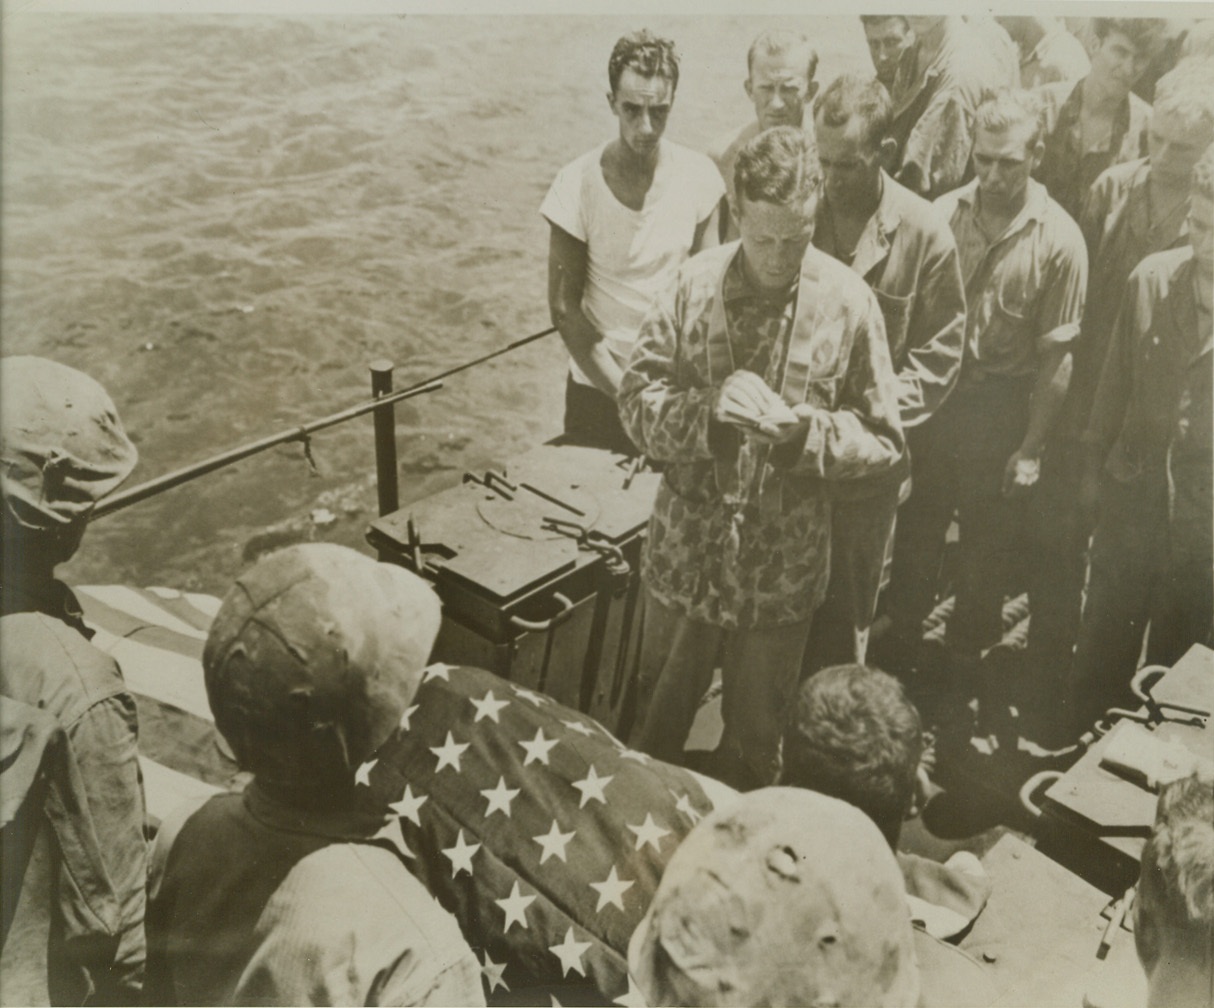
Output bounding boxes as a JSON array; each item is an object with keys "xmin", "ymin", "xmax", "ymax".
[{"xmin": 630, "ymin": 591, "xmax": 811, "ymax": 789}]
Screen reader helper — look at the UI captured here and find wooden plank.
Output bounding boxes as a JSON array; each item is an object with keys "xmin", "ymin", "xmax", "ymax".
[{"xmin": 964, "ymin": 835, "xmax": 1144, "ymax": 1007}]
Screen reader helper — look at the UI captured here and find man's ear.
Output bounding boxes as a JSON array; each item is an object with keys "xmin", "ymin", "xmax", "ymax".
[
  {"xmin": 743, "ymin": 76, "xmax": 754, "ymax": 101},
  {"xmin": 1029, "ymin": 139, "xmax": 1046, "ymax": 173},
  {"xmin": 907, "ymin": 763, "xmax": 933, "ymax": 820},
  {"xmin": 908, "ymin": 740, "xmax": 937, "ymax": 820},
  {"xmin": 606, "ymin": 90, "xmax": 616, "ymax": 113},
  {"xmin": 879, "ymin": 136, "xmax": 899, "ymax": 172}
]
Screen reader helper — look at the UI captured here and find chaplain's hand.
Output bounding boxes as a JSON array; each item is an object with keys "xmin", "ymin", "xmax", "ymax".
[
  {"xmin": 715, "ymin": 370, "xmax": 784, "ymax": 427},
  {"xmin": 1001, "ymin": 448, "xmax": 1040, "ymax": 498},
  {"xmin": 745, "ymin": 402, "xmax": 815, "ymax": 445}
]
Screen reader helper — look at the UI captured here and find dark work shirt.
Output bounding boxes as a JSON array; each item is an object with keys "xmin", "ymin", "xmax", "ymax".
[{"xmin": 1035, "ymin": 78, "xmax": 1151, "ymax": 223}]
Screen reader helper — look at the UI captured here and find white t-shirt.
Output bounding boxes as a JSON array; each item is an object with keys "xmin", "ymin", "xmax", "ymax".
[{"xmin": 540, "ymin": 140, "xmax": 724, "ymax": 385}]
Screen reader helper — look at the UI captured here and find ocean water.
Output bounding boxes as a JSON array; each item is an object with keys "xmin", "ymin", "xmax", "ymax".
[{"xmin": 2, "ymin": 13, "xmax": 870, "ymax": 594}]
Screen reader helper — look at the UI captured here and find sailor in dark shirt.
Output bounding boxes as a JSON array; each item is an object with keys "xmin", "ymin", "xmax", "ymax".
[
  {"xmin": 1067, "ymin": 145, "xmax": 1214, "ymax": 734},
  {"xmin": 1034, "ymin": 17, "xmax": 1165, "ymax": 222}
]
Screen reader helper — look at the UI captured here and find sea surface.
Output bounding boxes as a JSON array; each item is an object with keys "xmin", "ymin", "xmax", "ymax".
[{"xmin": 2, "ymin": 13, "xmax": 871, "ymax": 594}]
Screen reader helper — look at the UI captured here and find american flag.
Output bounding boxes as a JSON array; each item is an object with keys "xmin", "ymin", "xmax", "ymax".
[
  {"xmin": 358, "ymin": 663, "xmax": 735, "ymax": 1005},
  {"xmin": 74, "ymin": 586, "xmax": 735, "ymax": 1004}
]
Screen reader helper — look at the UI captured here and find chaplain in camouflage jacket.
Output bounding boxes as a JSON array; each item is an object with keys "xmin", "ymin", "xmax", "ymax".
[{"xmin": 618, "ymin": 126, "xmax": 904, "ymax": 788}]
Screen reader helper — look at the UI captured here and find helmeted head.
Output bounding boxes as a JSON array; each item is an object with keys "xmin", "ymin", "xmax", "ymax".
[
  {"xmin": 628, "ymin": 787, "xmax": 921, "ymax": 1007},
  {"xmin": 203, "ymin": 543, "xmax": 441, "ymax": 796},
  {"xmin": 0, "ymin": 356, "xmax": 137, "ymax": 564}
]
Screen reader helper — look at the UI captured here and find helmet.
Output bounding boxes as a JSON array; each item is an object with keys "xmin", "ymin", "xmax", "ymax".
[
  {"xmin": 0, "ymin": 356, "xmax": 137, "ymax": 531},
  {"xmin": 628, "ymin": 787, "xmax": 921, "ymax": 1007},
  {"xmin": 203, "ymin": 543, "xmax": 441, "ymax": 791}
]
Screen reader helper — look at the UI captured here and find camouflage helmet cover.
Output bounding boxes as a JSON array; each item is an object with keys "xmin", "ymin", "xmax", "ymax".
[
  {"xmin": 628, "ymin": 786, "xmax": 921, "ymax": 1007},
  {"xmin": 203, "ymin": 543, "xmax": 441, "ymax": 790}
]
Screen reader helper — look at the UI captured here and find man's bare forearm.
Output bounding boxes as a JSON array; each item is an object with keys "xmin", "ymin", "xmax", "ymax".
[
  {"xmin": 1020, "ymin": 347, "xmax": 1073, "ymax": 457},
  {"xmin": 554, "ymin": 306, "xmax": 624, "ymax": 396}
]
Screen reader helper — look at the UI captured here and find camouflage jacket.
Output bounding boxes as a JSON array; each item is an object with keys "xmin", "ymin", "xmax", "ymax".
[{"xmin": 619, "ymin": 243, "xmax": 904, "ymax": 630}]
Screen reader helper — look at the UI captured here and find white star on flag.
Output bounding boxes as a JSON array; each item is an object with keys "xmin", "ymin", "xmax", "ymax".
[
  {"xmin": 389, "ymin": 784, "xmax": 427, "ymax": 827},
  {"xmin": 519, "ymin": 728, "xmax": 559, "ymax": 766},
  {"xmin": 561, "ymin": 718, "xmax": 595, "ymax": 736},
  {"xmin": 371, "ymin": 816, "xmax": 414, "ymax": 860},
  {"xmin": 533, "ymin": 819, "xmax": 576, "ymax": 864},
  {"xmin": 614, "ymin": 976, "xmax": 648, "ymax": 1007},
  {"xmin": 589, "ymin": 865, "xmax": 634, "ymax": 912},
  {"xmin": 494, "ymin": 881, "xmax": 536, "ymax": 931},
  {"xmin": 470, "ymin": 690, "xmax": 509, "ymax": 723},
  {"xmin": 550, "ymin": 997, "xmax": 562, "ymax": 1008},
  {"xmin": 480, "ymin": 951, "xmax": 508, "ymax": 993},
  {"xmin": 354, "ymin": 758, "xmax": 377, "ymax": 787},
  {"xmin": 422, "ymin": 662, "xmax": 454, "ymax": 683},
  {"xmin": 515, "ymin": 687, "xmax": 548, "ymax": 705},
  {"xmin": 442, "ymin": 829, "xmax": 480, "ymax": 877},
  {"xmin": 480, "ymin": 776, "xmax": 521, "ymax": 818},
  {"xmin": 627, "ymin": 813, "xmax": 671, "ymax": 852},
  {"xmin": 672, "ymin": 791, "xmax": 703, "ymax": 823},
  {"xmin": 572, "ymin": 764, "xmax": 613, "ymax": 807},
  {"xmin": 398, "ymin": 704, "xmax": 420, "ymax": 731},
  {"xmin": 430, "ymin": 731, "xmax": 469, "ymax": 773},
  {"xmin": 549, "ymin": 927, "xmax": 592, "ymax": 977}
]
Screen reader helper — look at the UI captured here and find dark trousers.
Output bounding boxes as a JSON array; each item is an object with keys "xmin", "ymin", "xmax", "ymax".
[
  {"xmin": 1067, "ymin": 474, "xmax": 1169, "ymax": 733},
  {"xmin": 1019, "ymin": 438, "xmax": 1093, "ymax": 742},
  {"xmin": 630, "ymin": 591, "xmax": 811, "ymax": 790},
  {"xmin": 562, "ymin": 377, "xmax": 637, "ymax": 455},
  {"xmin": 803, "ymin": 485, "xmax": 900, "ymax": 674},
  {"xmin": 882, "ymin": 378, "xmax": 1033, "ymax": 667},
  {"xmin": 1149, "ymin": 550, "xmax": 1214, "ymax": 667}
]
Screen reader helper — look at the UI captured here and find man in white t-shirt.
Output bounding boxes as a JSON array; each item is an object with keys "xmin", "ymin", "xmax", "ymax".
[{"xmin": 542, "ymin": 30, "xmax": 724, "ymax": 454}]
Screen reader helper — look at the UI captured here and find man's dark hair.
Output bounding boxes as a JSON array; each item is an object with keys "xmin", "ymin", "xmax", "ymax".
[
  {"xmin": 781, "ymin": 664, "xmax": 923, "ymax": 848},
  {"xmin": 1092, "ymin": 17, "xmax": 1166, "ymax": 55},
  {"xmin": 608, "ymin": 30, "xmax": 679, "ymax": 96},
  {"xmin": 859, "ymin": 14, "xmax": 910, "ymax": 30},
  {"xmin": 814, "ymin": 72, "xmax": 893, "ymax": 151},
  {"xmin": 733, "ymin": 125, "xmax": 822, "ymax": 207}
]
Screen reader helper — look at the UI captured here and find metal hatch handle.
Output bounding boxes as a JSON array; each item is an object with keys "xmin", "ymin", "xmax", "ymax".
[{"xmin": 508, "ymin": 592, "xmax": 575, "ymax": 633}]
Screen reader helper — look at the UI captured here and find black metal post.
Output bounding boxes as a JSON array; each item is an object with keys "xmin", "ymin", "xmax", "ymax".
[{"xmin": 371, "ymin": 360, "xmax": 400, "ymax": 520}]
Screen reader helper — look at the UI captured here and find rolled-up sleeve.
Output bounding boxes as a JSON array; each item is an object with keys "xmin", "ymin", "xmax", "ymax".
[
  {"xmin": 65, "ymin": 693, "xmax": 147, "ymax": 1002},
  {"xmin": 1035, "ymin": 232, "xmax": 1087, "ymax": 350},
  {"xmin": 618, "ymin": 286, "xmax": 722, "ymax": 464},
  {"xmin": 783, "ymin": 291, "xmax": 906, "ymax": 480}
]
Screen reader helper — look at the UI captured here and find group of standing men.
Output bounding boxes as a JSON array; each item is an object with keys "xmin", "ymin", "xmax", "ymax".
[{"xmin": 542, "ymin": 18, "xmax": 1214, "ymax": 788}]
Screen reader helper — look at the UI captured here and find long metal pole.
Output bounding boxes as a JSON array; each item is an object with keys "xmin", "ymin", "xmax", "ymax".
[
  {"xmin": 91, "ymin": 379, "xmax": 442, "ymax": 520},
  {"xmin": 89, "ymin": 325, "xmax": 557, "ymax": 520}
]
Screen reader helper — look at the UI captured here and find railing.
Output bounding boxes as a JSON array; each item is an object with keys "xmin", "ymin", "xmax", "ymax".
[{"xmin": 90, "ymin": 326, "xmax": 557, "ymax": 521}]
